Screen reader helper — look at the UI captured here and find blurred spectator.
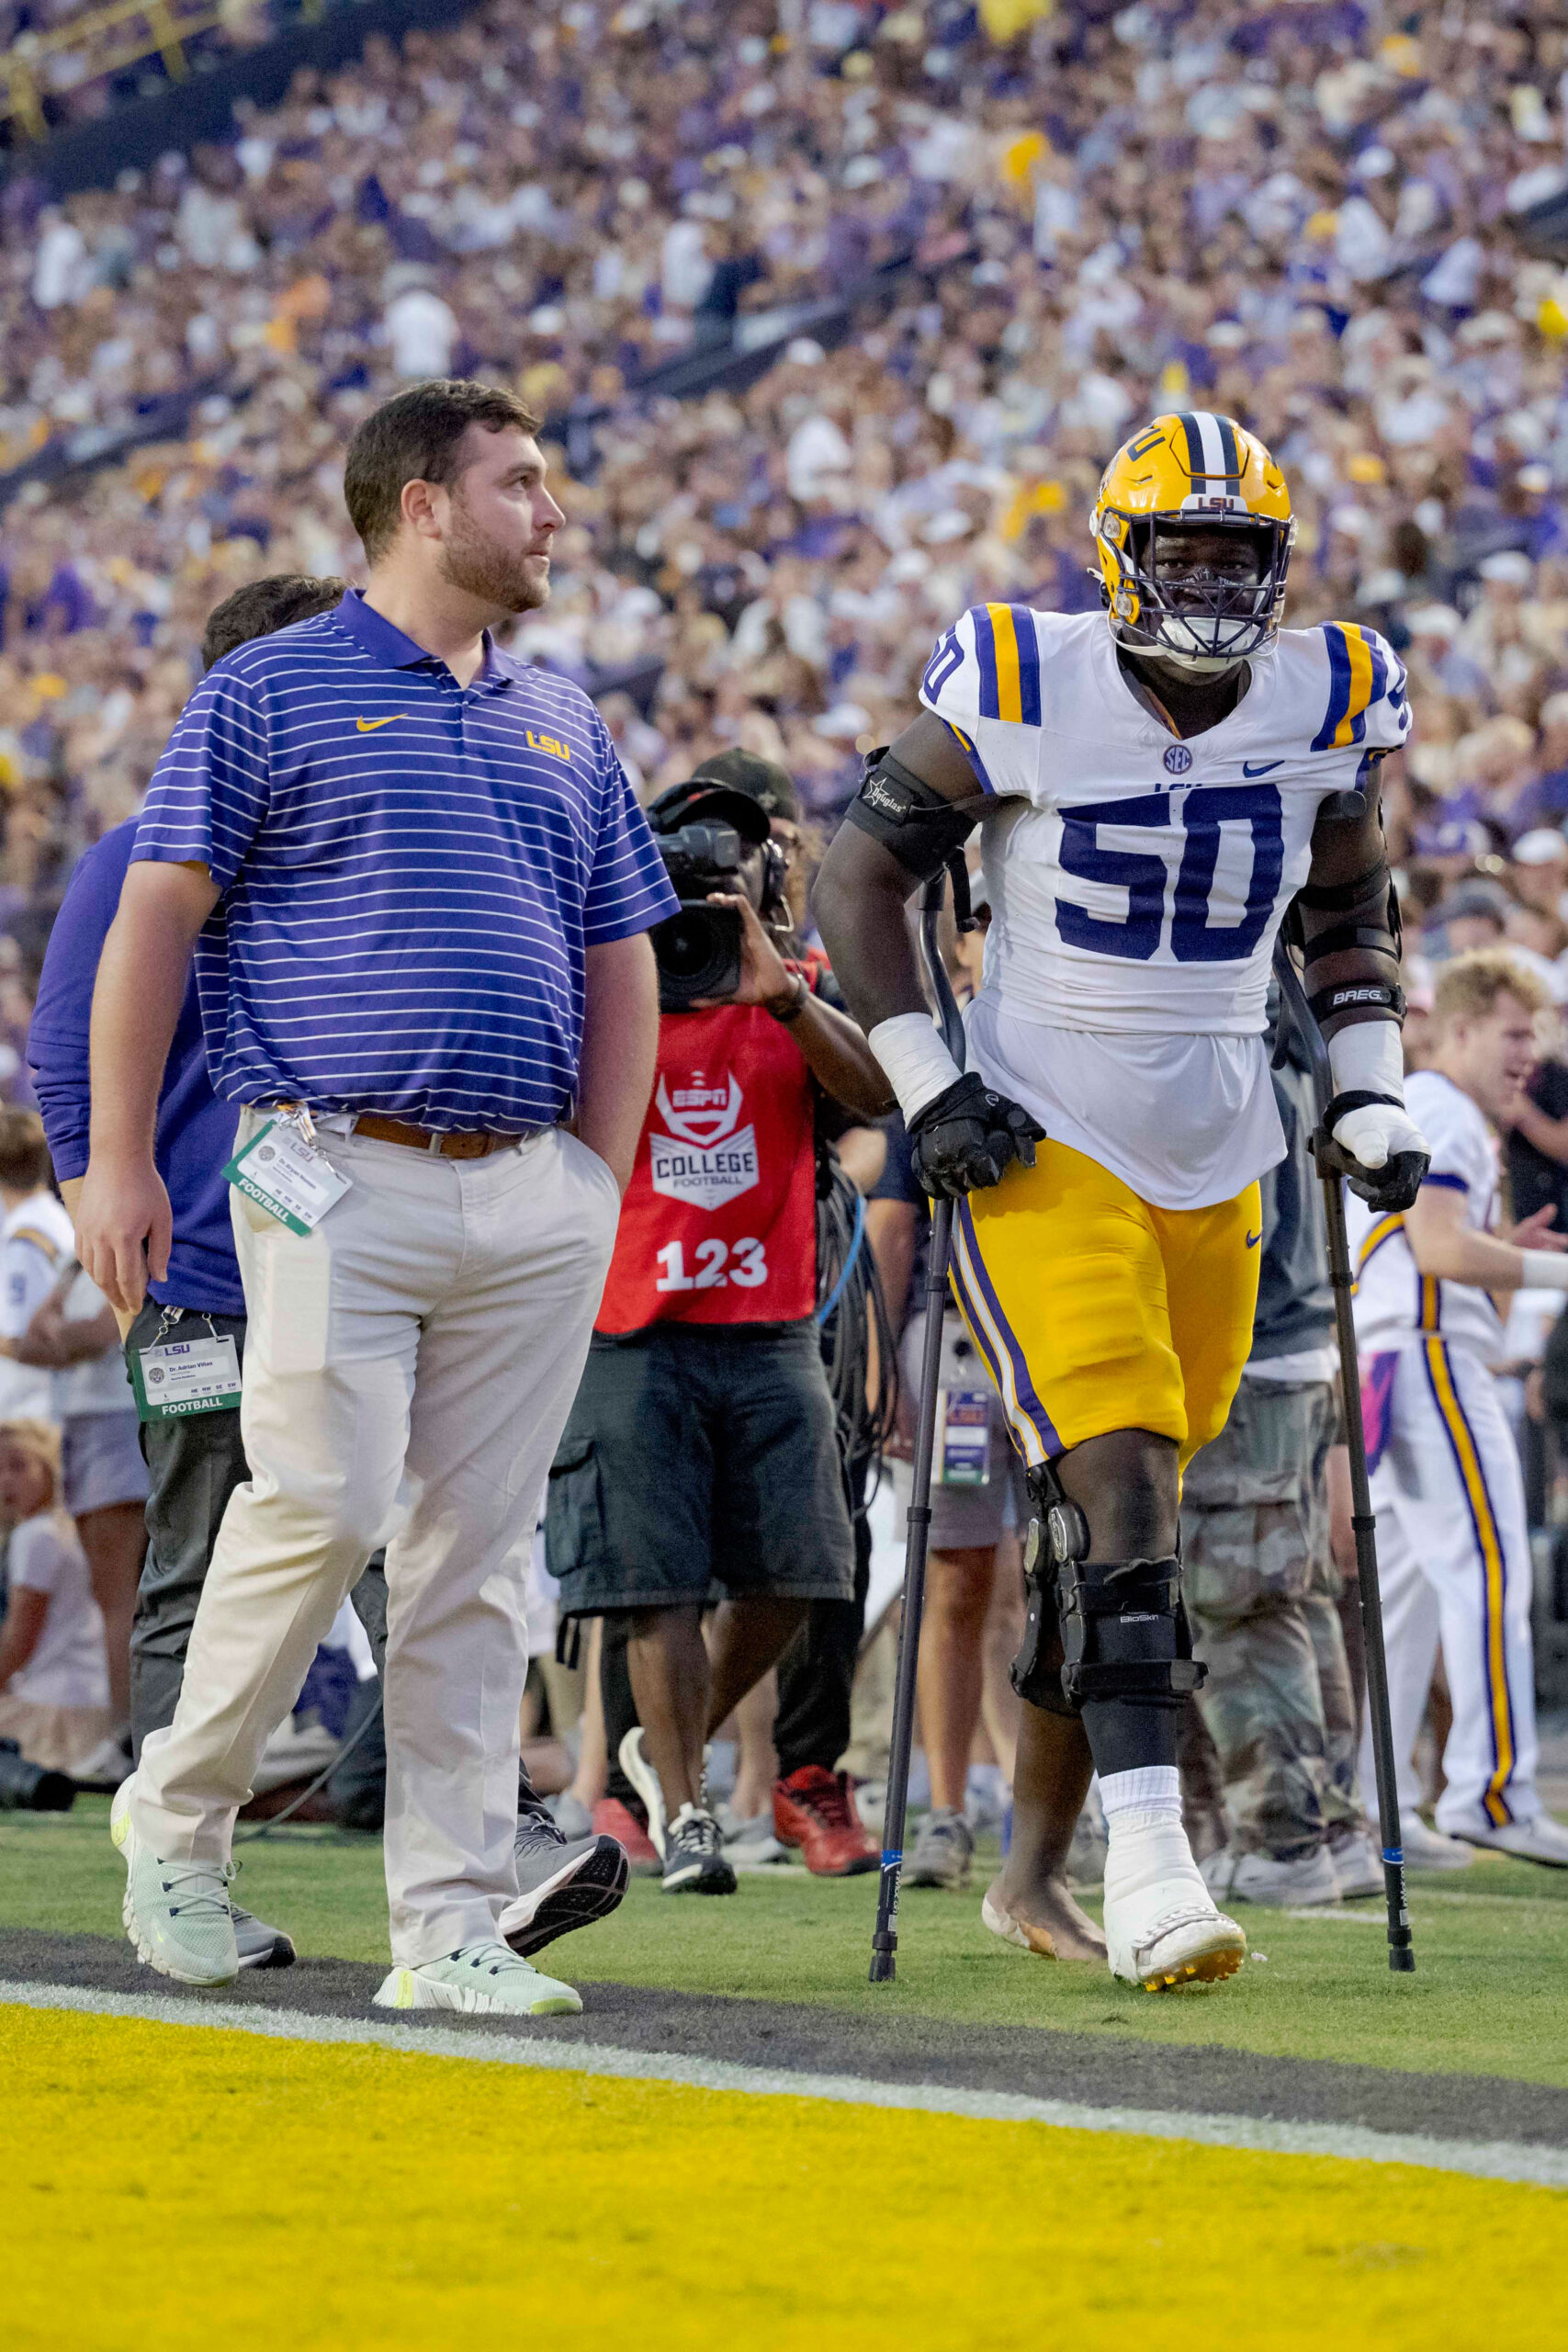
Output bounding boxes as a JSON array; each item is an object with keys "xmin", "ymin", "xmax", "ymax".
[
  {"xmin": 0, "ymin": 1417, "xmax": 111, "ymax": 1775},
  {"xmin": 1511, "ymin": 699, "xmax": 1568, "ymax": 838},
  {"xmin": 0, "ymin": 1107, "xmax": 66, "ymax": 1423},
  {"xmin": 1427, "ymin": 879, "xmax": 1511, "ymax": 961}
]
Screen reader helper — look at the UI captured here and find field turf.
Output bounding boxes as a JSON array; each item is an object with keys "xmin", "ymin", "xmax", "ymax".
[{"xmin": 6, "ymin": 1794, "xmax": 1568, "ymax": 2086}]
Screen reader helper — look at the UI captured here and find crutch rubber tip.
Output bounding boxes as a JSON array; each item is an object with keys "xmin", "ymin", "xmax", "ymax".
[
  {"xmin": 1389, "ymin": 1947, "xmax": 1416, "ymax": 1973},
  {"xmin": 869, "ymin": 1952, "xmax": 897, "ymax": 1984}
]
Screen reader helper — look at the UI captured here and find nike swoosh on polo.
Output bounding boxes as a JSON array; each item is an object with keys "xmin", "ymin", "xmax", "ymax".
[
  {"xmin": 1246, "ymin": 1230, "xmax": 1262, "ymax": 1248},
  {"xmin": 1242, "ymin": 759, "xmax": 1282, "ymax": 776},
  {"xmin": 355, "ymin": 715, "xmax": 406, "ymax": 732}
]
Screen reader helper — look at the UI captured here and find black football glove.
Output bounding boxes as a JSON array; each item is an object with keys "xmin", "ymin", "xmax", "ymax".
[
  {"xmin": 1324, "ymin": 1092, "xmax": 1431, "ymax": 1213},
  {"xmin": 907, "ymin": 1072, "xmax": 1045, "ymax": 1200}
]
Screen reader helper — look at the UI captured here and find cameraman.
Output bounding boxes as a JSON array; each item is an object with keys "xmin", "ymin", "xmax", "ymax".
[{"xmin": 548, "ymin": 773, "xmax": 892, "ymax": 1892}]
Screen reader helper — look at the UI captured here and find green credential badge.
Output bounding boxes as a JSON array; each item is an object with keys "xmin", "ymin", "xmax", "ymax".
[
  {"xmin": 222, "ymin": 1117, "xmax": 351, "ymax": 1235},
  {"xmin": 130, "ymin": 1332, "xmax": 243, "ymax": 1422}
]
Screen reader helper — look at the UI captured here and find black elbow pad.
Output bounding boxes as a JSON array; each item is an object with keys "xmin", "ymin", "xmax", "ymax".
[
  {"xmin": 843, "ymin": 748, "xmax": 979, "ymax": 881},
  {"xmin": 1297, "ymin": 859, "xmax": 1404, "ymax": 1034}
]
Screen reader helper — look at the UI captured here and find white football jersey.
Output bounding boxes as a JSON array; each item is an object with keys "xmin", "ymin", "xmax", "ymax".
[
  {"xmin": 1348, "ymin": 1070, "xmax": 1503, "ymax": 1363},
  {"xmin": 919, "ymin": 605, "xmax": 1410, "ymax": 1208}
]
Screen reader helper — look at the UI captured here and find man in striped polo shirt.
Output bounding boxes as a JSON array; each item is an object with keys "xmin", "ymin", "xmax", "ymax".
[{"xmin": 76, "ymin": 379, "xmax": 679, "ymax": 2014}]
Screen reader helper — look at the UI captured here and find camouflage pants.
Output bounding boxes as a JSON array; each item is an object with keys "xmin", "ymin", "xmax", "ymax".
[{"xmin": 1180, "ymin": 1376, "xmax": 1361, "ymax": 1860}]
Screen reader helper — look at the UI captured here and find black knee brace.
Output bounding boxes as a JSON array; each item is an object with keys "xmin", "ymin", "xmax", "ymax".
[
  {"xmin": 1011, "ymin": 1464, "xmax": 1206, "ymax": 1713},
  {"xmin": 1010, "ymin": 1466, "xmax": 1080, "ymax": 1714}
]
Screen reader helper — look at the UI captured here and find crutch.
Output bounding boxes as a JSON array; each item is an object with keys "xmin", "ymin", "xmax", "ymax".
[
  {"xmin": 870, "ymin": 858, "xmax": 971, "ymax": 1984},
  {"xmin": 1271, "ymin": 933, "xmax": 1416, "ymax": 1973}
]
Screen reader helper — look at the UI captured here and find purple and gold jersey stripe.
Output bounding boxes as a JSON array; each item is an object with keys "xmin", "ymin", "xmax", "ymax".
[
  {"xmin": 1422, "ymin": 1336, "xmax": 1517, "ymax": 1826},
  {"xmin": 1312, "ymin": 622, "xmax": 1407, "ymax": 753},
  {"xmin": 967, "ymin": 604, "xmax": 1043, "ymax": 728}
]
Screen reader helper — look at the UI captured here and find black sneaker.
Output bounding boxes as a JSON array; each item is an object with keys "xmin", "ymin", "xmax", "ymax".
[
  {"xmin": 497, "ymin": 1763, "xmax": 630, "ymax": 1957},
  {"xmin": 662, "ymin": 1804, "xmax": 738, "ymax": 1894}
]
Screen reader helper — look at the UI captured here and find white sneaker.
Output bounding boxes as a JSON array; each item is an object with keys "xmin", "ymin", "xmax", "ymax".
[
  {"xmin": 720, "ymin": 1807, "xmax": 790, "ymax": 1868},
  {"xmin": 73, "ymin": 1730, "xmax": 133, "ymax": 1789},
  {"xmin": 1103, "ymin": 1815, "xmax": 1247, "ymax": 1990},
  {"xmin": 1400, "ymin": 1813, "xmax": 1475, "ymax": 1871},
  {"xmin": 1201, "ymin": 1842, "xmax": 1339, "ymax": 1908},
  {"xmin": 1326, "ymin": 1827, "xmax": 1384, "ymax": 1900},
  {"xmin": 1445, "ymin": 1812, "xmax": 1568, "ymax": 1869},
  {"xmin": 617, "ymin": 1726, "xmax": 667, "ymax": 1860},
  {"xmin": 373, "ymin": 1940, "xmax": 581, "ymax": 2017},
  {"xmin": 112, "ymin": 1774, "xmax": 239, "ymax": 1987}
]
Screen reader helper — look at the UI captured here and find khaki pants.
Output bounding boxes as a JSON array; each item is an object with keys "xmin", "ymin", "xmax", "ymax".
[{"xmin": 133, "ymin": 1118, "xmax": 619, "ymax": 1962}]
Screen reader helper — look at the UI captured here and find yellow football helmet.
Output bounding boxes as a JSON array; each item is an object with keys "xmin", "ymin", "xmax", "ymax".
[{"xmin": 1091, "ymin": 412, "xmax": 1295, "ymax": 673}]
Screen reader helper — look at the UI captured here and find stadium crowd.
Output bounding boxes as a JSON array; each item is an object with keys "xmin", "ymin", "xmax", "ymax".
[
  {"xmin": 4, "ymin": 0, "xmax": 1568, "ymax": 1906},
  {"xmin": 2, "ymin": 2, "xmax": 1568, "ymax": 879}
]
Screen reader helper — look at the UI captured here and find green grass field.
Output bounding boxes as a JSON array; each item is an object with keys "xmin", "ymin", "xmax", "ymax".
[{"xmin": 6, "ymin": 1796, "xmax": 1568, "ymax": 2085}]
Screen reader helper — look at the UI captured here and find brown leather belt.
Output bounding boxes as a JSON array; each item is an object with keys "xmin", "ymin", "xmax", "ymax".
[{"xmin": 351, "ymin": 1114, "xmax": 526, "ymax": 1160}]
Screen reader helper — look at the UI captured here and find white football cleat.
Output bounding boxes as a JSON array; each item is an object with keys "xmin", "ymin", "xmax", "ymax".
[
  {"xmin": 1444, "ymin": 1812, "xmax": 1568, "ymax": 1869},
  {"xmin": 1103, "ymin": 1815, "xmax": 1247, "ymax": 1992}
]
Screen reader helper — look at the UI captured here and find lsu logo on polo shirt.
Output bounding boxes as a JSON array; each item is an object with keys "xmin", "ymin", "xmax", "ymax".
[{"xmin": 527, "ymin": 729, "xmax": 572, "ymax": 762}]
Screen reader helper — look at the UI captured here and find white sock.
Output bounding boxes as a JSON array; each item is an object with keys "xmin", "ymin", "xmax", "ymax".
[{"xmin": 1099, "ymin": 1766, "xmax": 1181, "ymax": 1835}]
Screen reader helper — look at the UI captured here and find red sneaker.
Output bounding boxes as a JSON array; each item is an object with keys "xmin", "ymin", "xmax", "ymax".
[
  {"xmin": 592, "ymin": 1796, "xmax": 661, "ymax": 1876},
  {"xmin": 773, "ymin": 1767, "xmax": 879, "ymax": 1877}
]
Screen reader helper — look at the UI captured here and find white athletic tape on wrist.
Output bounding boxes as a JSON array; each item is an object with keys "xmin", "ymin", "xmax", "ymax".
[
  {"xmin": 868, "ymin": 1013, "xmax": 963, "ymax": 1123},
  {"xmin": 1520, "ymin": 1250, "xmax": 1568, "ymax": 1293},
  {"xmin": 1326, "ymin": 1020, "xmax": 1405, "ymax": 1103}
]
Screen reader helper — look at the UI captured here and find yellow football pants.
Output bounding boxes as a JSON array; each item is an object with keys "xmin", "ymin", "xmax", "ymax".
[{"xmin": 948, "ymin": 1138, "xmax": 1262, "ymax": 1472}]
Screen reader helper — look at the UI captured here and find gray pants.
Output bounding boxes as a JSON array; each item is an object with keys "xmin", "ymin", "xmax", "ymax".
[{"xmin": 127, "ymin": 1303, "xmax": 250, "ymax": 1760}]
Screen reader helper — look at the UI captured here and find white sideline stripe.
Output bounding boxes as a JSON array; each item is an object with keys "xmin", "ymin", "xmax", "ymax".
[
  {"xmin": 4, "ymin": 1978, "xmax": 1566, "ymax": 2188},
  {"xmin": 1281, "ymin": 1908, "xmax": 1388, "ymax": 1926}
]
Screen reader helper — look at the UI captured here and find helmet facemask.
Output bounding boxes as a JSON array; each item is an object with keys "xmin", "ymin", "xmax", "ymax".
[{"xmin": 1100, "ymin": 512, "xmax": 1294, "ymax": 676}]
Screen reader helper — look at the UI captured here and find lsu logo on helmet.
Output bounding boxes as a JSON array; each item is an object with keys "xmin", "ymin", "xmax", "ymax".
[{"xmin": 1091, "ymin": 413, "xmax": 1296, "ymax": 675}]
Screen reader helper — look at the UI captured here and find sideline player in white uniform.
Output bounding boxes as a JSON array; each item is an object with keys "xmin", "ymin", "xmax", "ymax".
[
  {"xmin": 817, "ymin": 411, "xmax": 1431, "ymax": 1990},
  {"xmin": 1350, "ymin": 950, "xmax": 1568, "ymax": 1866}
]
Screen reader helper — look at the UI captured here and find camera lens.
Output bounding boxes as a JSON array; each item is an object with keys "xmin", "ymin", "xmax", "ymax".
[{"xmin": 656, "ymin": 910, "xmax": 724, "ymax": 983}]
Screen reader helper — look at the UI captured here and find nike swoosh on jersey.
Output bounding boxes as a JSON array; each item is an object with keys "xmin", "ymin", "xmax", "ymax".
[
  {"xmin": 1246, "ymin": 1229, "xmax": 1262, "ymax": 1248},
  {"xmin": 1242, "ymin": 759, "xmax": 1282, "ymax": 776},
  {"xmin": 355, "ymin": 715, "xmax": 406, "ymax": 732}
]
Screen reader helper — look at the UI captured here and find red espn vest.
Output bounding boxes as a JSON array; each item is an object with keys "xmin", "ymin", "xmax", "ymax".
[{"xmin": 595, "ymin": 1000, "xmax": 818, "ymax": 1332}]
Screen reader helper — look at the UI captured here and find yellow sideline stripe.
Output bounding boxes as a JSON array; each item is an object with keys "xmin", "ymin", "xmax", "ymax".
[
  {"xmin": 1333, "ymin": 622, "xmax": 1379, "ymax": 748},
  {"xmin": 6, "ymin": 2008, "xmax": 1568, "ymax": 2352},
  {"xmin": 1424, "ymin": 1335, "xmax": 1514, "ymax": 1826},
  {"xmin": 987, "ymin": 600, "xmax": 1023, "ymax": 723}
]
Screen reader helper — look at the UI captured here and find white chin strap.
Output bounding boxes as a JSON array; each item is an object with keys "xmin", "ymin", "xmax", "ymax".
[{"xmin": 1151, "ymin": 639, "xmax": 1245, "ymax": 676}]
